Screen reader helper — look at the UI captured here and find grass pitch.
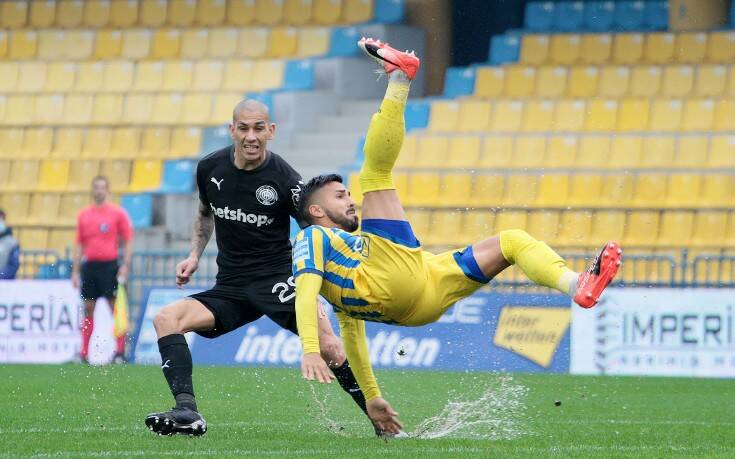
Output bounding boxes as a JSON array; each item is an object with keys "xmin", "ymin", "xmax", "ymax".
[{"xmin": 1, "ymin": 364, "xmax": 732, "ymax": 458}]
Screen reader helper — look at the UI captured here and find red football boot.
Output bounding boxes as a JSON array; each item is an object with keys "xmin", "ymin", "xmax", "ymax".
[
  {"xmin": 357, "ymin": 37, "xmax": 421, "ymax": 80},
  {"xmin": 573, "ymin": 242, "xmax": 622, "ymax": 309}
]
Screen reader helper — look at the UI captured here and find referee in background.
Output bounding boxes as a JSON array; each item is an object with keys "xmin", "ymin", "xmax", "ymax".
[{"xmin": 71, "ymin": 176, "xmax": 134, "ymax": 364}]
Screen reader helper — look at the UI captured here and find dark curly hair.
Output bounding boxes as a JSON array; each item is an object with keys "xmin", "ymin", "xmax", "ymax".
[{"xmin": 298, "ymin": 174, "xmax": 344, "ymax": 224}]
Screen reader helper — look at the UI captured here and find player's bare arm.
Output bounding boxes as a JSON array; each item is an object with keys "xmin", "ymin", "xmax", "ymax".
[{"xmin": 176, "ymin": 202, "xmax": 214, "ymax": 287}]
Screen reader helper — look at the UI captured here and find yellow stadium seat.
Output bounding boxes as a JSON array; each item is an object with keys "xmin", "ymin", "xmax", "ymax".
[
  {"xmin": 255, "ymin": 0, "xmax": 285, "ymax": 25},
  {"xmin": 624, "ymin": 210, "xmax": 661, "ymax": 246},
  {"xmin": 504, "ymin": 66, "xmax": 536, "ymax": 97},
  {"xmin": 695, "ymin": 65, "xmax": 727, "ymax": 97},
  {"xmin": 617, "ymin": 99, "xmax": 649, "ymax": 132},
  {"xmin": 194, "ymin": 0, "xmax": 226, "ymax": 25},
  {"xmin": 675, "ymin": 32, "xmax": 707, "ymax": 64},
  {"xmin": 490, "ymin": 101, "xmax": 523, "ymax": 132},
  {"xmin": 180, "ymin": 29, "xmax": 209, "ymax": 59},
  {"xmin": 132, "ymin": 61, "xmax": 164, "ymax": 91},
  {"xmin": 708, "ymin": 135, "xmax": 735, "ymax": 168},
  {"xmin": 691, "ymin": 211, "xmax": 728, "ymax": 247},
  {"xmin": 612, "ymin": 33, "xmax": 644, "ymax": 64},
  {"xmin": 45, "ymin": 63, "xmax": 76, "ymax": 93},
  {"xmin": 29, "ymin": 0, "xmax": 56, "ymax": 27},
  {"xmin": 713, "ymin": 100, "xmax": 735, "ymax": 131},
  {"xmin": 344, "ymin": 0, "xmax": 372, "ymax": 23},
  {"xmin": 513, "ymin": 136, "xmax": 546, "ymax": 169},
  {"xmin": 535, "ymin": 66, "xmax": 567, "ymax": 98},
  {"xmin": 522, "ymin": 100, "xmax": 554, "ymax": 132},
  {"xmin": 83, "ymin": 0, "xmax": 110, "ymax": 27},
  {"xmin": 109, "ymin": 0, "xmax": 138, "ymax": 27},
  {"xmin": 495, "ymin": 210, "xmax": 528, "ymax": 233},
  {"xmin": 128, "ymin": 159, "xmax": 163, "ymax": 192},
  {"xmin": 639, "ymin": 135, "xmax": 675, "ymax": 169},
  {"xmin": 162, "ymin": 61, "xmax": 194, "ymax": 91},
  {"xmin": 58, "ymin": 193, "xmax": 87, "ymax": 224},
  {"xmin": 457, "ymin": 100, "xmax": 491, "ymax": 132},
  {"xmin": 180, "ymin": 93, "xmax": 213, "ymax": 125},
  {"xmin": 170, "ymin": 127, "xmax": 202, "ymax": 158},
  {"xmin": 0, "ymin": 94, "xmax": 7, "ymax": 123},
  {"xmin": 121, "ymin": 29, "xmax": 152, "ymax": 60},
  {"xmin": 0, "ymin": 129, "xmax": 24, "ymax": 158},
  {"xmin": 644, "ymin": 32, "xmax": 675, "ymax": 64},
  {"xmin": 585, "ymin": 99, "xmax": 618, "ymax": 132},
  {"xmin": 34, "ymin": 95, "xmax": 65, "ymax": 125},
  {"xmin": 698, "ymin": 174, "xmax": 732, "ymax": 207},
  {"xmin": 706, "ymin": 31, "xmax": 735, "ymax": 63},
  {"xmin": 123, "ymin": 94, "xmax": 154, "ymax": 124},
  {"xmin": 1, "ymin": 1, "xmax": 28, "ymax": 28},
  {"xmin": 458, "ymin": 210, "xmax": 494, "ymax": 246},
  {"xmin": 632, "ymin": 174, "xmax": 667, "ymax": 207},
  {"xmin": 662, "ymin": 65, "xmax": 694, "ymax": 97},
  {"xmin": 0, "ymin": 160, "xmax": 10, "ymax": 189},
  {"xmin": 447, "ymin": 137, "xmax": 480, "ymax": 169},
  {"xmin": 580, "ymin": 34, "xmax": 612, "ymax": 64},
  {"xmin": 629, "ymin": 65, "xmax": 662, "ymax": 97},
  {"xmin": 9, "ymin": 30, "xmax": 37, "ymax": 59},
  {"xmin": 210, "ymin": 93, "xmax": 242, "ymax": 124},
  {"xmin": 48, "ymin": 229, "xmax": 76, "ymax": 254},
  {"xmin": 0, "ymin": 63, "xmax": 18, "ymax": 92},
  {"xmin": 283, "ymin": 0, "xmax": 313, "ymax": 25},
  {"xmin": 425, "ymin": 210, "xmax": 461, "ymax": 247},
  {"xmin": 313, "ymin": 0, "xmax": 342, "ymax": 24},
  {"xmin": 674, "ymin": 135, "xmax": 708, "ymax": 168},
  {"xmin": 394, "ymin": 134, "xmax": 417, "ymax": 169},
  {"xmin": 0, "ymin": 193, "xmax": 30, "ymax": 222},
  {"xmin": 666, "ymin": 173, "xmax": 701, "ymax": 207},
  {"xmin": 102, "ymin": 61, "xmax": 134, "ymax": 92},
  {"xmin": 405, "ymin": 173, "xmax": 440, "ymax": 207},
  {"xmin": 470, "ymin": 174, "xmax": 504, "ymax": 207},
  {"xmin": 502, "ymin": 175, "xmax": 538, "ymax": 207},
  {"xmin": 151, "ymin": 94, "xmax": 183, "ymax": 124},
  {"xmin": 140, "ymin": 0, "xmax": 167, "ymax": 26},
  {"xmin": 4, "ymin": 95, "xmax": 34, "ymax": 126},
  {"xmin": 67, "ymin": 160, "xmax": 100, "ymax": 192},
  {"xmin": 17, "ymin": 62, "xmax": 47, "ymax": 93},
  {"xmin": 37, "ymin": 30, "xmax": 67, "ymax": 60},
  {"xmin": 553, "ymin": 100, "xmax": 585, "ymax": 132},
  {"xmin": 169, "ymin": 0, "xmax": 196, "ymax": 25},
  {"xmin": 37, "ymin": 160, "xmax": 70, "ymax": 191},
  {"xmin": 556, "ymin": 210, "xmax": 593, "ymax": 246},
  {"xmin": 549, "ymin": 34, "xmax": 580, "ymax": 64},
  {"xmin": 18, "ymin": 228, "xmax": 50, "ymax": 251},
  {"xmin": 534, "ymin": 175, "xmax": 568, "ymax": 207},
  {"xmin": 92, "ymin": 94, "xmax": 124, "ymax": 125},
  {"xmin": 428, "ymin": 100, "xmax": 459, "ymax": 132},
  {"xmin": 94, "ymin": 29, "xmax": 122, "ymax": 59},
  {"xmin": 727, "ymin": 214, "xmax": 735, "ymax": 247},
  {"xmin": 251, "ymin": 60, "xmax": 285, "ymax": 91},
  {"xmin": 52, "ymin": 128, "xmax": 83, "ymax": 158},
  {"xmin": 600, "ymin": 174, "xmax": 634, "ymax": 206},
  {"xmin": 65, "ymin": 30, "xmax": 94, "ymax": 60},
  {"xmin": 83, "ymin": 128, "xmax": 113, "ymax": 158},
  {"xmin": 21, "ymin": 128, "xmax": 53, "ymax": 158},
  {"xmin": 567, "ymin": 173, "xmax": 603, "ymax": 207},
  {"xmin": 151, "ymin": 29, "xmax": 181, "ymax": 59},
  {"xmin": 437, "ymin": 173, "xmax": 472, "ymax": 207},
  {"xmin": 101, "ymin": 160, "xmax": 131, "ymax": 191},
  {"xmin": 57, "ymin": 0, "xmax": 84, "ymax": 27},
  {"xmin": 528, "ymin": 210, "xmax": 561, "ymax": 245},
  {"xmin": 140, "ymin": 127, "xmax": 171, "ymax": 158},
  {"xmin": 649, "ymin": 99, "xmax": 683, "ymax": 131},
  {"xmin": 520, "ymin": 35, "xmax": 549, "ymax": 65},
  {"xmin": 682, "ymin": 99, "xmax": 715, "ymax": 132},
  {"xmin": 415, "ymin": 136, "xmax": 449, "ymax": 168},
  {"xmin": 478, "ymin": 137, "xmax": 513, "ymax": 169},
  {"xmin": 227, "ymin": 0, "xmax": 256, "ymax": 25},
  {"xmin": 0, "ymin": 31, "xmax": 8, "ymax": 58},
  {"xmin": 567, "ymin": 66, "xmax": 599, "ymax": 98},
  {"xmin": 657, "ymin": 211, "xmax": 694, "ymax": 246},
  {"xmin": 298, "ymin": 28, "xmax": 330, "ymax": 57},
  {"xmin": 598, "ymin": 66, "xmax": 630, "ymax": 97},
  {"xmin": 268, "ymin": 26, "xmax": 298, "ymax": 58},
  {"xmin": 474, "ymin": 66, "xmax": 504, "ymax": 98},
  {"xmin": 222, "ymin": 61, "xmax": 253, "ymax": 91},
  {"xmin": 545, "ymin": 135, "xmax": 577, "ymax": 168},
  {"xmin": 7, "ymin": 160, "xmax": 40, "ymax": 191},
  {"xmin": 405, "ymin": 209, "xmax": 430, "ymax": 242}
]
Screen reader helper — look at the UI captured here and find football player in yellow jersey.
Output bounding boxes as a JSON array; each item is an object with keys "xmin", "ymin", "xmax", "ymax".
[{"xmin": 292, "ymin": 38, "xmax": 622, "ymax": 434}]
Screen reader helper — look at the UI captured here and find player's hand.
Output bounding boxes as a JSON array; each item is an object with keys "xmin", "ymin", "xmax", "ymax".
[
  {"xmin": 367, "ymin": 398, "xmax": 403, "ymax": 434},
  {"xmin": 71, "ymin": 271, "xmax": 80, "ymax": 290},
  {"xmin": 117, "ymin": 265, "xmax": 128, "ymax": 284},
  {"xmin": 175, "ymin": 256, "xmax": 199, "ymax": 287},
  {"xmin": 301, "ymin": 352, "xmax": 335, "ymax": 384}
]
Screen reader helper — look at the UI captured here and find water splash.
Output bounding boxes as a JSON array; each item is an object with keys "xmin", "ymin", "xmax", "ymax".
[{"xmin": 308, "ymin": 384, "xmax": 349, "ymax": 437}]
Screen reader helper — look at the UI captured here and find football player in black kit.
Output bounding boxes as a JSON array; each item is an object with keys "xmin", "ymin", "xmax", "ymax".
[{"xmin": 145, "ymin": 100, "xmax": 379, "ymax": 437}]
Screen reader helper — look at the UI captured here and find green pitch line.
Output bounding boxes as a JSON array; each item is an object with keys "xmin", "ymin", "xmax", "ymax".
[{"xmin": 1, "ymin": 365, "xmax": 733, "ymax": 458}]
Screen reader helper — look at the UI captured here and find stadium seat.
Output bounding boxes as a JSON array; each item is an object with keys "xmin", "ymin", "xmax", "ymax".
[
  {"xmin": 109, "ymin": 128, "xmax": 140, "ymax": 158},
  {"xmin": 658, "ymin": 211, "xmax": 694, "ymax": 246},
  {"xmin": 523, "ymin": 101, "xmax": 554, "ymax": 132},
  {"xmin": 1, "ymin": 1, "xmax": 28, "ymax": 28},
  {"xmin": 29, "ymin": 0, "xmax": 56, "ymax": 27},
  {"xmin": 662, "ymin": 66, "xmax": 694, "ymax": 97},
  {"xmin": 4, "ymin": 95, "xmax": 34, "ymax": 126},
  {"xmin": 436, "ymin": 173, "xmax": 472, "ymax": 207},
  {"xmin": 584, "ymin": 2, "xmax": 615, "ymax": 32},
  {"xmin": 268, "ymin": 27, "xmax": 298, "ymax": 58},
  {"xmin": 37, "ymin": 159, "xmax": 70, "ymax": 191},
  {"xmin": 556, "ymin": 210, "xmax": 593, "ymax": 246},
  {"xmin": 82, "ymin": 0, "xmax": 110, "ymax": 27},
  {"xmin": 121, "ymin": 29, "xmax": 152, "ymax": 60},
  {"xmin": 520, "ymin": 35, "xmax": 549, "ymax": 65},
  {"xmin": 210, "ymin": 93, "xmax": 242, "ymax": 124},
  {"xmin": 58, "ymin": 193, "xmax": 86, "ymax": 225},
  {"xmin": 37, "ymin": 30, "xmax": 67, "ymax": 60},
  {"xmin": 444, "ymin": 67, "xmax": 476, "ymax": 98},
  {"xmin": 328, "ymin": 26, "xmax": 360, "ymax": 57},
  {"xmin": 251, "ymin": 60, "xmax": 285, "ymax": 91},
  {"xmin": 428, "ymin": 101, "xmax": 459, "ymax": 132},
  {"xmin": 478, "ymin": 137, "xmax": 513, "ymax": 169},
  {"xmin": 48, "ymin": 228, "xmax": 75, "ymax": 255},
  {"xmin": 528, "ymin": 210, "xmax": 561, "ymax": 245},
  {"xmin": 128, "ymin": 160, "xmax": 163, "ymax": 192},
  {"xmin": 695, "ymin": 65, "xmax": 727, "ymax": 97},
  {"xmin": 474, "ymin": 66, "xmax": 504, "ymax": 98},
  {"xmin": 469, "ymin": 174, "xmax": 504, "ymax": 207},
  {"xmin": 21, "ymin": 128, "xmax": 53, "ymax": 158},
  {"xmin": 222, "ymin": 60, "xmax": 253, "ymax": 91},
  {"xmin": 549, "ymin": 34, "xmax": 580, "ymax": 65},
  {"xmin": 313, "ymin": 0, "xmax": 342, "ymax": 24},
  {"xmin": 553, "ymin": 100, "xmax": 585, "ymax": 132},
  {"xmin": 600, "ymin": 174, "xmax": 634, "ymax": 206},
  {"xmin": 632, "ymin": 174, "xmax": 667, "ymax": 207},
  {"xmin": 189, "ymin": 61, "xmax": 222, "ymax": 91},
  {"xmin": 404, "ymin": 101, "xmax": 430, "ymax": 131},
  {"xmin": 567, "ymin": 66, "xmax": 599, "ymax": 97},
  {"xmin": 490, "ymin": 101, "xmax": 523, "ymax": 132},
  {"xmin": 51, "ymin": 128, "xmax": 81, "ymax": 158},
  {"xmin": 489, "ymin": 34, "xmax": 520, "ymax": 65},
  {"xmin": 226, "ymin": 0, "xmax": 255, "ymax": 25},
  {"xmin": 0, "ymin": 129, "xmax": 24, "ymax": 158},
  {"xmin": 7, "ymin": 160, "xmax": 40, "ymax": 191},
  {"xmin": 457, "ymin": 210, "xmax": 494, "ymax": 246},
  {"xmin": 666, "ymin": 173, "xmax": 701, "ymax": 207},
  {"xmin": 579, "ymin": 34, "xmax": 612, "ymax": 64},
  {"xmin": 17, "ymin": 228, "xmax": 49, "ymax": 251},
  {"xmin": 45, "ymin": 62, "xmax": 76, "ymax": 93},
  {"xmin": 283, "ymin": 0, "xmax": 313, "ymax": 25},
  {"xmin": 624, "ymin": 211, "xmax": 660, "ymax": 246},
  {"xmin": 140, "ymin": 127, "xmax": 171, "ymax": 158},
  {"xmin": 640, "ymin": 136, "xmax": 675, "ymax": 168},
  {"xmin": 35, "ymin": 95, "xmax": 65, "ymax": 125},
  {"xmin": 598, "ymin": 66, "xmax": 630, "ymax": 98},
  {"xmin": 150, "ymin": 29, "xmax": 181, "ymax": 59},
  {"xmin": 180, "ymin": 94, "xmax": 213, "ymax": 125},
  {"xmin": 123, "ymin": 94, "xmax": 154, "ymax": 124},
  {"xmin": 691, "ymin": 211, "xmax": 728, "ymax": 247},
  {"xmin": 405, "ymin": 173, "xmax": 440, "ymax": 207},
  {"xmin": 160, "ymin": 160, "xmax": 195, "ymax": 193},
  {"xmin": 567, "ymin": 173, "xmax": 603, "ymax": 207},
  {"xmin": 8, "ymin": 30, "xmax": 37, "ymax": 59},
  {"xmin": 91, "ymin": 94, "xmax": 124, "ymax": 126},
  {"xmin": 645, "ymin": 1, "xmax": 668, "ymax": 30},
  {"xmin": 179, "ymin": 29, "xmax": 209, "ymax": 58},
  {"xmin": 169, "ymin": 0, "xmax": 197, "ymax": 26},
  {"xmin": 644, "ymin": 32, "xmax": 675, "ymax": 64},
  {"xmin": 170, "ymin": 127, "xmax": 202, "ymax": 159},
  {"xmin": 457, "ymin": 100, "xmax": 491, "ymax": 132},
  {"xmin": 682, "ymin": 99, "xmax": 715, "ymax": 132},
  {"xmin": 699, "ymin": 174, "xmax": 732, "ymax": 207},
  {"xmin": 612, "ymin": 33, "xmax": 644, "ymax": 64},
  {"xmin": 535, "ymin": 174, "xmax": 569, "ymax": 207},
  {"xmin": 108, "ymin": 0, "xmax": 137, "ymax": 27},
  {"xmin": 0, "ymin": 193, "xmax": 30, "ymax": 222},
  {"xmin": 416, "ymin": 137, "xmax": 449, "ymax": 168},
  {"xmin": 0, "ymin": 62, "xmax": 19, "ymax": 92},
  {"xmin": 394, "ymin": 135, "xmax": 416, "ymax": 168},
  {"xmin": 524, "ymin": 2, "xmax": 554, "ymax": 31},
  {"xmin": 374, "ymin": 0, "xmax": 404, "ymax": 23},
  {"xmin": 140, "ymin": 0, "xmax": 168, "ymax": 26},
  {"xmin": 101, "ymin": 159, "xmax": 132, "ymax": 191},
  {"xmin": 706, "ymin": 31, "xmax": 735, "ymax": 63},
  {"xmin": 58, "ymin": 0, "xmax": 84, "ymax": 27},
  {"xmin": 675, "ymin": 32, "xmax": 707, "ymax": 64},
  {"xmin": 427, "ymin": 210, "xmax": 463, "ymax": 247},
  {"xmin": 585, "ymin": 99, "xmax": 618, "ymax": 132},
  {"xmin": 513, "ymin": 136, "xmax": 546, "ymax": 169},
  {"xmin": 17, "ymin": 62, "xmax": 46, "ymax": 94},
  {"xmin": 298, "ymin": 27, "xmax": 330, "ymax": 57},
  {"xmin": 405, "ymin": 209, "xmax": 430, "ymax": 242},
  {"xmin": 495, "ymin": 210, "xmax": 528, "ymax": 233},
  {"xmin": 200, "ymin": 126, "xmax": 232, "ymax": 155},
  {"xmin": 708, "ymin": 135, "xmax": 735, "ymax": 168},
  {"xmin": 283, "ymin": 60, "xmax": 314, "ymax": 91},
  {"xmin": 536, "ymin": 66, "xmax": 567, "ymax": 98},
  {"xmin": 446, "ymin": 136, "xmax": 480, "ymax": 169},
  {"xmin": 94, "ymin": 29, "xmax": 122, "ymax": 59},
  {"xmin": 504, "ymin": 66, "xmax": 536, "ymax": 97},
  {"xmin": 553, "ymin": 1, "xmax": 584, "ymax": 31},
  {"xmin": 161, "ymin": 61, "xmax": 193, "ymax": 91},
  {"xmin": 674, "ymin": 135, "xmax": 708, "ymax": 168},
  {"xmin": 67, "ymin": 160, "xmax": 100, "ymax": 192},
  {"xmin": 65, "ymin": 30, "xmax": 94, "ymax": 60},
  {"xmin": 26, "ymin": 193, "xmax": 61, "ymax": 225},
  {"xmin": 630, "ymin": 65, "xmax": 661, "ymax": 97},
  {"xmin": 121, "ymin": 193, "xmax": 154, "ymax": 228},
  {"xmin": 713, "ymin": 100, "xmax": 735, "ymax": 131},
  {"xmin": 545, "ymin": 135, "xmax": 577, "ymax": 168},
  {"xmin": 614, "ymin": 1, "xmax": 645, "ymax": 31},
  {"xmin": 649, "ymin": 99, "xmax": 683, "ymax": 131},
  {"xmin": 502, "ymin": 175, "xmax": 539, "ymax": 207},
  {"xmin": 255, "ymin": 0, "xmax": 285, "ymax": 25},
  {"xmin": 79, "ymin": 127, "xmax": 111, "ymax": 158},
  {"xmin": 0, "ymin": 160, "xmax": 10, "ymax": 189},
  {"xmin": 617, "ymin": 99, "xmax": 649, "ymax": 132}
]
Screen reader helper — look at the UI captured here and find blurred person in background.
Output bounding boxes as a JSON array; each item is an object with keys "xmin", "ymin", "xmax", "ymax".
[
  {"xmin": 71, "ymin": 176, "xmax": 134, "ymax": 364},
  {"xmin": 0, "ymin": 209, "xmax": 20, "ymax": 280}
]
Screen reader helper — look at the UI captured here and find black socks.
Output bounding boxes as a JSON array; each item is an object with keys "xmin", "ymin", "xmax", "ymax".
[
  {"xmin": 158, "ymin": 334, "xmax": 197, "ymax": 411},
  {"xmin": 331, "ymin": 359, "xmax": 368, "ymax": 416}
]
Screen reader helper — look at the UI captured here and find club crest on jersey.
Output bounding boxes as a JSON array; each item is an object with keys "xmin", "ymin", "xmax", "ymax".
[
  {"xmin": 99, "ymin": 223, "xmax": 109, "ymax": 233},
  {"xmin": 256, "ymin": 185, "xmax": 278, "ymax": 206},
  {"xmin": 290, "ymin": 181, "xmax": 303, "ymax": 207}
]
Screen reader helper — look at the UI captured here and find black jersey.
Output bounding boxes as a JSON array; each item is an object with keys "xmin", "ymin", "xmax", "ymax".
[{"xmin": 196, "ymin": 146, "xmax": 303, "ymax": 285}]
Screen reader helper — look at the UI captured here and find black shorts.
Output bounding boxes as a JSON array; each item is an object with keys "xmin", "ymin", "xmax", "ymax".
[
  {"xmin": 80, "ymin": 260, "xmax": 118, "ymax": 301},
  {"xmin": 190, "ymin": 271, "xmax": 298, "ymax": 338}
]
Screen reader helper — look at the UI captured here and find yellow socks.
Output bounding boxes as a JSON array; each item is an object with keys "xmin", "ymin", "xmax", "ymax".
[
  {"xmin": 499, "ymin": 229, "xmax": 579, "ymax": 296},
  {"xmin": 359, "ymin": 72, "xmax": 411, "ymax": 193}
]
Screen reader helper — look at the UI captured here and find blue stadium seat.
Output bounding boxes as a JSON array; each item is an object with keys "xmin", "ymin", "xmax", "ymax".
[
  {"xmin": 489, "ymin": 34, "xmax": 520, "ymax": 64},
  {"xmin": 615, "ymin": 1, "xmax": 646, "ymax": 31},
  {"xmin": 160, "ymin": 160, "xmax": 195, "ymax": 194},
  {"xmin": 36, "ymin": 260, "xmax": 72, "ymax": 279},
  {"xmin": 443, "ymin": 67, "xmax": 476, "ymax": 98},
  {"xmin": 200, "ymin": 126, "xmax": 231, "ymax": 155},
  {"xmin": 554, "ymin": 1, "xmax": 585, "ymax": 31},
  {"xmin": 405, "ymin": 101, "xmax": 430, "ymax": 131},
  {"xmin": 329, "ymin": 27, "xmax": 360, "ymax": 57},
  {"xmin": 645, "ymin": 1, "xmax": 668, "ymax": 30},
  {"xmin": 374, "ymin": 0, "xmax": 404, "ymax": 24},
  {"xmin": 354, "ymin": 136, "xmax": 365, "ymax": 162},
  {"xmin": 525, "ymin": 2, "xmax": 555, "ymax": 31},
  {"xmin": 584, "ymin": 2, "xmax": 616, "ymax": 31},
  {"xmin": 283, "ymin": 60, "xmax": 314, "ymax": 91},
  {"xmin": 122, "ymin": 193, "xmax": 153, "ymax": 229},
  {"xmin": 243, "ymin": 91, "xmax": 274, "ymax": 115}
]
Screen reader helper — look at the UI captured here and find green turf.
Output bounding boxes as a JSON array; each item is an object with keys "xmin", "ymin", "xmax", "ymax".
[{"xmin": 1, "ymin": 364, "xmax": 732, "ymax": 458}]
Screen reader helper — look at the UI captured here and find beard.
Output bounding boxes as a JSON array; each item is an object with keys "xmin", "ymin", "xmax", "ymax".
[{"xmin": 326, "ymin": 208, "xmax": 359, "ymax": 232}]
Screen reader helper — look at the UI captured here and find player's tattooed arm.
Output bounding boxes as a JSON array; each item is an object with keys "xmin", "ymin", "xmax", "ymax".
[{"xmin": 190, "ymin": 202, "xmax": 214, "ymax": 259}]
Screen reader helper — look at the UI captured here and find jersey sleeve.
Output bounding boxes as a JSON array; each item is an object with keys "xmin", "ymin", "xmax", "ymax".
[
  {"xmin": 117, "ymin": 207, "xmax": 134, "ymax": 242},
  {"xmin": 283, "ymin": 165, "xmax": 306, "ymax": 227},
  {"xmin": 295, "ymin": 272, "xmax": 324, "ymax": 354},
  {"xmin": 195, "ymin": 160, "xmax": 209, "ymax": 208},
  {"xmin": 336, "ymin": 312, "xmax": 381, "ymax": 400},
  {"xmin": 292, "ymin": 226, "xmax": 329, "ymax": 277},
  {"xmin": 74, "ymin": 211, "xmax": 84, "ymax": 245}
]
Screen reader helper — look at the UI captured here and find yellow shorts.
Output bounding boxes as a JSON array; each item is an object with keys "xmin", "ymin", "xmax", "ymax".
[{"xmin": 357, "ymin": 219, "xmax": 487, "ymax": 326}]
